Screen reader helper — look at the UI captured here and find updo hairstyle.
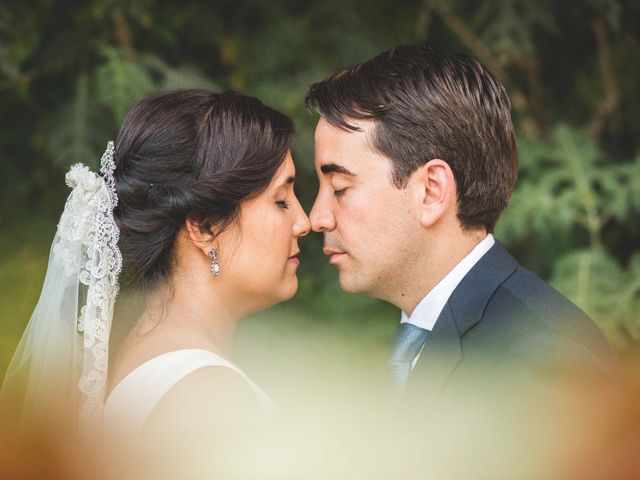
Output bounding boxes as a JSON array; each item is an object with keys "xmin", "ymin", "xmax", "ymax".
[{"xmin": 111, "ymin": 89, "xmax": 294, "ymax": 292}]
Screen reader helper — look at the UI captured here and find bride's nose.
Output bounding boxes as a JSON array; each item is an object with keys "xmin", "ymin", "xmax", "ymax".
[{"xmin": 293, "ymin": 201, "xmax": 311, "ymax": 238}]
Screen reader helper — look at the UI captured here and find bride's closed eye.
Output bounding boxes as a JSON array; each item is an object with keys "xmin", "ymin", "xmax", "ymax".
[{"xmin": 275, "ymin": 200, "xmax": 290, "ymax": 209}]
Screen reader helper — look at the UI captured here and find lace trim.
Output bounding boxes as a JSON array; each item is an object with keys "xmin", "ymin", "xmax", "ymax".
[{"xmin": 53, "ymin": 141, "xmax": 122, "ymax": 423}]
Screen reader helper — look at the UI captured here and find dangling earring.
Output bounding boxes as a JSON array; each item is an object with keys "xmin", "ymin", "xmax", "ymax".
[{"xmin": 208, "ymin": 248, "xmax": 221, "ymax": 276}]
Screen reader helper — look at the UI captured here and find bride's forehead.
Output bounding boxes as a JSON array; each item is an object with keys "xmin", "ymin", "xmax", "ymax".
[{"xmin": 274, "ymin": 152, "xmax": 296, "ymax": 179}]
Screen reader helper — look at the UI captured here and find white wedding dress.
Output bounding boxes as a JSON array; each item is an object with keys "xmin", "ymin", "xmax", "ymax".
[{"xmin": 103, "ymin": 349, "xmax": 273, "ymax": 436}]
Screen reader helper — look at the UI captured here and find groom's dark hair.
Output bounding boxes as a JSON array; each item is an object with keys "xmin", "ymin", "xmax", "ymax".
[{"xmin": 305, "ymin": 45, "xmax": 517, "ymax": 233}]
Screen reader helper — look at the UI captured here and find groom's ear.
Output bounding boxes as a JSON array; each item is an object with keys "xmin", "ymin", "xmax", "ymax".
[{"xmin": 415, "ymin": 159, "xmax": 456, "ymax": 228}]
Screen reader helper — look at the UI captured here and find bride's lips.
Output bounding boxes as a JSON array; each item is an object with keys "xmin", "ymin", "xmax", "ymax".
[
  {"xmin": 323, "ymin": 247, "xmax": 347, "ymax": 264},
  {"xmin": 288, "ymin": 251, "xmax": 300, "ymax": 265}
]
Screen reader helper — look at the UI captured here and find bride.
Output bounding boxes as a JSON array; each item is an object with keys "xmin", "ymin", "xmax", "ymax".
[{"xmin": 1, "ymin": 89, "xmax": 310, "ymax": 440}]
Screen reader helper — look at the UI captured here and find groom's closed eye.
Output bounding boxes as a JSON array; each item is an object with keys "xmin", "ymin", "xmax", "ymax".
[{"xmin": 330, "ymin": 177, "xmax": 351, "ymax": 195}]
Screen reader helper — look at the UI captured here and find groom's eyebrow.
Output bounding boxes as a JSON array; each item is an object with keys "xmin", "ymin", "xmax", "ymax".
[{"xmin": 320, "ymin": 163, "xmax": 356, "ymax": 176}]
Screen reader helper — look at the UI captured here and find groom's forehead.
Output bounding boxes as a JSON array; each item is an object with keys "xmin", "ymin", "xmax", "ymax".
[
  {"xmin": 315, "ymin": 116, "xmax": 376, "ymax": 146},
  {"xmin": 315, "ymin": 122, "xmax": 380, "ymax": 171}
]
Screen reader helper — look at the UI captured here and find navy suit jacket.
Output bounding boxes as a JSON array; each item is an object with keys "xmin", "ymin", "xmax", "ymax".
[{"xmin": 405, "ymin": 241, "xmax": 622, "ymax": 404}]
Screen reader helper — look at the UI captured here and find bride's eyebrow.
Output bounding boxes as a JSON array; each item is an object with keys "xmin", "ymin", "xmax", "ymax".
[{"xmin": 277, "ymin": 176, "xmax": 295, "ymax": 188}]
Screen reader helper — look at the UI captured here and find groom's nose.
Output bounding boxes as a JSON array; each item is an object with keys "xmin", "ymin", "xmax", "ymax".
[{"xmin": 309, "ymin": 194, "xmax": 336, "ymax": 232}]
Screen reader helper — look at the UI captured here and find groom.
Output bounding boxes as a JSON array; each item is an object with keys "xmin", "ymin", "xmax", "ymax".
[{"xmin": 305, "ymin": 45, "xmax": 622, "ymax": 406}]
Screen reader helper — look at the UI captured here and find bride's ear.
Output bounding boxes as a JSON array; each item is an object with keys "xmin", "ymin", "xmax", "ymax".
[{"xmin": 184, "ymin": 218, "xmax": 215, "ymax": 254}]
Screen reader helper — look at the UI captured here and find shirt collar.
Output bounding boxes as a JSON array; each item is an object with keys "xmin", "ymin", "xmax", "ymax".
[{"xmin": 400, "ymin": 234, "xmax": 495, "ymax": 331}]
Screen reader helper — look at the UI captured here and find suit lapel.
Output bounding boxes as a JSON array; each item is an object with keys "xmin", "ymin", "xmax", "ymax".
[{"xmin": 406, "ymin": 241, "xmax": 519, "ymax": 398}]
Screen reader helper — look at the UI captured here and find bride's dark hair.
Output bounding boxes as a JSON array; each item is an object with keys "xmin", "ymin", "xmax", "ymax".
[{"xmin": 112, "ymin": 89, "xmax": 293, "ymax": 292}]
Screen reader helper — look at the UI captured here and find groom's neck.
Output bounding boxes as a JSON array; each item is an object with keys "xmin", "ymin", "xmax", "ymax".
[{"xmin": 390, "ymin": 228, "xmax": 487, "ymax": 316}]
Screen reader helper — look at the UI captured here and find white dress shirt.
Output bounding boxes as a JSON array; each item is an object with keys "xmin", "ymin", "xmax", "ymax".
[{"xmin": 401, "ymin": 234, "xmax": 495, "ymax": 367}]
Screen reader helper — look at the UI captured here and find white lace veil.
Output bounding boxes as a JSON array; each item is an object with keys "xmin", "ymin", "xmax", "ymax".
[{"xmin": 1, "ymin": 142, "xmax": 122, "ymax": 431}]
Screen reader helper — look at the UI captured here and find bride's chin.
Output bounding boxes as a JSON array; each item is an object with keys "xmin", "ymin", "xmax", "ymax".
[
  {"xmin": 276, "ymin": 276, "xmax": 298, "ymax": 302},
  {"xmin": 253, "ymin": 277, "xmax": 298, "ymax": 311}
]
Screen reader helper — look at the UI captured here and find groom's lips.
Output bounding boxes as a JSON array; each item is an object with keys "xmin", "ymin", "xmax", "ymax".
[{"xmin": 323, "ymin": 247, "xmax": 347, "ymax": 264}]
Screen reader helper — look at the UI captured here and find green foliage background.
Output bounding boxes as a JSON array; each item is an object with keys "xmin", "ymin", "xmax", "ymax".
[{"xmin": 1, "ymin": 0, "xmax": 639, "ymax": 382}]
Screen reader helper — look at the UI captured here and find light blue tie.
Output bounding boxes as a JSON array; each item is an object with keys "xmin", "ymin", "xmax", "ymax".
[{"xmin": 388, "ymin": 323, "xmax": 430, "ymax": 392}]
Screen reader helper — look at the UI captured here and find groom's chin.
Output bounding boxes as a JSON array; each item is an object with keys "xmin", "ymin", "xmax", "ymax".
[{"xmin": 337, "ymin": 272, "xmax": 367, "ymax": 295}]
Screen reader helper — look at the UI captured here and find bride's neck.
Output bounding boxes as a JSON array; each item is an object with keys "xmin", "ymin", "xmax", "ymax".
[{"xmin": 132, "ymin": 277, "xmax": 241, "ymax": 359}]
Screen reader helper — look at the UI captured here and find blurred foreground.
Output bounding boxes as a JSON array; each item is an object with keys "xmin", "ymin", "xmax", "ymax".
[{"xmin": 2, "ymin": 309, "xmax": 639, "ymax": 479}]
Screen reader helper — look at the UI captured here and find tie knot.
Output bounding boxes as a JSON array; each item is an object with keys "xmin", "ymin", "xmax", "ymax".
[{"xmin": 389, "ymin": 322, "xmax": 430, "ymax": 364}]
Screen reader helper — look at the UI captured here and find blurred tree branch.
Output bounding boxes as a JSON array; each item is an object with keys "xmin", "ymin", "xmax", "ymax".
[
  {"xmin": 113, "ymin": 8, "xmax": 136, "ymax": 61},
  {"xmin": 424, "ymin": 0, "xmax": 541, "ymax": 137},
  {"xmin": 588, "ymin": 16, "xmax": 620, "ymax": 138},
  {"xmin": 0, "ymin": 62, "xmax": 59, "ymax": 92},
  {"xmin": 513, "ymin": 55, "xmax": 545, "ymax": 136},
  {"xmin": 426, "ymin": 0, "xmax": 506, "ymax": 80}
]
